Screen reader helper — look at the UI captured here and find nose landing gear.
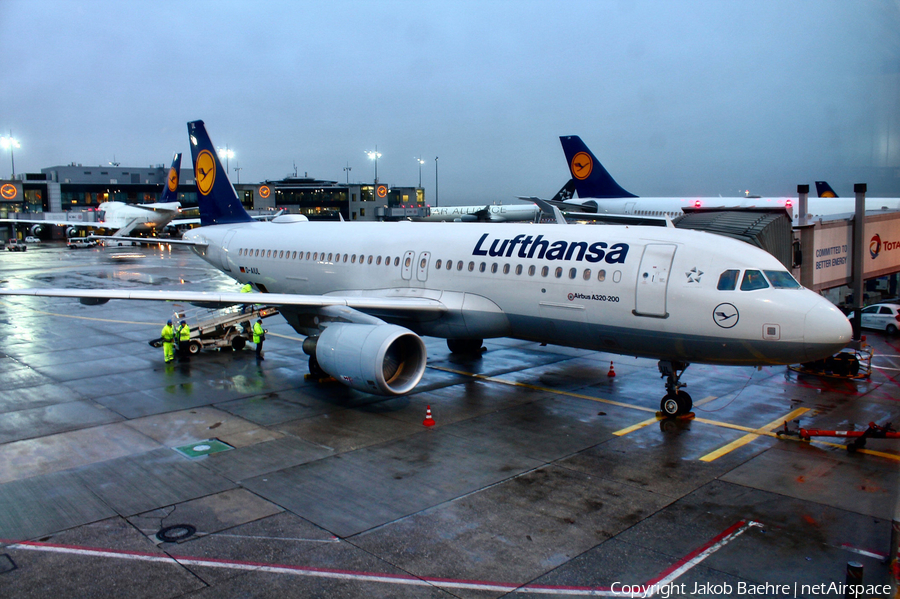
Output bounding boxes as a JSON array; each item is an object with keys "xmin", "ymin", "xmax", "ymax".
[{"xmin": 658, "ymin": 360, "xmax": 692, "ymax": 417}]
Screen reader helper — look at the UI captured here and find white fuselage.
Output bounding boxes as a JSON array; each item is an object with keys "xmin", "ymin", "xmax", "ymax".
[
  {"xmin": 416, "ymin": 204, "xmax": 540, "ymax": 222},
  {"xmin": 572, "ymin": 196, "xmax": 900, "ymax": 221},
  {"xmin": 185, "ymin": 221, "xmax": 850, "ymax": 367},
  {"xmin": 97, "ymin": 201, "xmax": 181, "ymax": 231}
]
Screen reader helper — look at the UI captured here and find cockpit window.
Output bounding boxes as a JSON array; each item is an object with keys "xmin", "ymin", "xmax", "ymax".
[
  {"xmin": 740, "ymin": 269, "xmax": 769, "ymax": 291},
  {"xmin": 717, "ymin": 270, "xmax": 739, "ymax": 291},
  {"xmin": 763, "ymin": 270, "xmax": 801, "ymax": 289}
]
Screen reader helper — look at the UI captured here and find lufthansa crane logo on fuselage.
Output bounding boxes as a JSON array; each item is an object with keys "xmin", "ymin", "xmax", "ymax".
[
  {"xmin": 0, "ymin": 184, "xmax": 17, "ymax": 200},
  {"xmin": 167, "ymin": 168, "xmax": 179, "ymax": 192},
  {"xmin": 713, "ymin": 303, "xmax": 739, "ymax": 329},
  {"xmin": 571, "ymin": 152, "xmax": 593, "ymax": 180},
  {"xmin": 195, "ymin": 150, "xmax": 216, "ymax": 196}
]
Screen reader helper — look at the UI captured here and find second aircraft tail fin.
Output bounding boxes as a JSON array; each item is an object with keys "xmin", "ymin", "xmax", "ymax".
[
  {"xmin": 187, "ymin": 120, "xmax": 253, "ymax": 226},
  {"xmin": 815, "ymin": 181, "xmax": 838, "ymax": 198},
  {"xmin": 559, "ymin": 136, "xmax": 637, "ymax": 199},
  {"xmin": 160, "ymin": 153, "xmax": 182, "ymax": 204}
]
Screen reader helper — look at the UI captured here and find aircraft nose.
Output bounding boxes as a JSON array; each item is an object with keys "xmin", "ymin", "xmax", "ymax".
[{"xmin": 803, "ymin": 298, "xmax": 852, "ymax": 361}]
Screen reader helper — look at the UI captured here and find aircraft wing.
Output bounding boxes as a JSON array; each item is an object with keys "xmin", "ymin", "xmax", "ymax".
[
  {"xmin": 0, "ymin": 218, "xmax": 101, "ymax": 229},
  {"xmin": 0, "ymin": 288, "xmax": 448, "ymax": 314},
  {"xmin": 87, "ymin": 235, "xmax": 206, "ymax": 246},
  {"xmin": 169, "ymin": 217, "xmax": 201, "ymax": 226}
]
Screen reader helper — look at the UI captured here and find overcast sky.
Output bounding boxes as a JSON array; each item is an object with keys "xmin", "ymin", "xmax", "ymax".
[{"xmin": 1, "ymin": 0, "xmax": 899, "ymax": 203}]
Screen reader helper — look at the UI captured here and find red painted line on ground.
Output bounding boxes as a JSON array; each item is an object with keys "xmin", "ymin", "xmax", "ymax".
[{"xmin": 1, "ymin": 520, "xmax": 757, "ymax": 596}]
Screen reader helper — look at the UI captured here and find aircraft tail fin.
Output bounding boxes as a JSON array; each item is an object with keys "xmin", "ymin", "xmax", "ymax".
[
  {"xmin": 160, "ymin": 153, "xmax": 182, "ymax": 204},
  {"xmin": 550, "ymin": 179, "xmax": 576, "ymax": 203},
  {"xmin": 187, "ymin": 120, "xmax": 253, "ymax": 226},
  {"xmin": 815, "ymin": 181, "xmax": 838, "ymax": 198},
  {"xmin": 559, "ymin": 136, "xmax": 637, "ymax": 199}
]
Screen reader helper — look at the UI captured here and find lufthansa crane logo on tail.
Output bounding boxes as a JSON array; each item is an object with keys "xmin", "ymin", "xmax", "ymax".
[
  {"xmin": 713, "ymin": 303, "xmax": 739, "ymax": 329},
  {"xmin": 167, "ymin": 167, "xmax": 179, "ymax": 192},
  {"xmin": 195, "ymin": 150, "xmax": 216, "ymax": 196},
  {"xmin": 571, "ymin": 152, "xmax": 592, "ymax": 180}
]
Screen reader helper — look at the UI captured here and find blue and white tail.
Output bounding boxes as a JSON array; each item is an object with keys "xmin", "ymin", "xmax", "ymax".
[
  {"xmin": 187, "ymin": 120, "xmax": 253, "ymax": 226},
  {"xmin": 160, "ymin": 152, "xmax": 182, "ymax": 204},
  {"xmin": 815, "ymin": 181, "xmax": 838, "ymax": 198},
  {"xmin": 559, "ymin": 135, "xmax": 636, "ymax": 199}
]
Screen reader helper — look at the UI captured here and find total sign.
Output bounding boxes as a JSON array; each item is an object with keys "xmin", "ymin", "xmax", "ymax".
[
  {"xmin": 866, "ymin": 215, "xmax": 900, "ymax": 278},
  {"xmin": 811, "ymin": 212, "xmax": 900, "ymax": 289}
]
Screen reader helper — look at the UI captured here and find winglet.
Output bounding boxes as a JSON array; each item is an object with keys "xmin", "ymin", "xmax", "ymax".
[
  {"xmin": 559, "ymin": 136, "xmax": 637, "ymax": 199},
  {"xmin": 531, "ymin": 198, "xmax": 567, "ymax": 224},
  {"xmin": 187, "ymin": 120, "xmax": 253, "ymax": 226}
]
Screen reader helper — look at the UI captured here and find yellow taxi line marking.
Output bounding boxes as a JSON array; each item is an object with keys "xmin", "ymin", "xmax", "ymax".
[
  {"xmin": 0, "ymin": 300, "xmax": 158, "ymax": 326},
  {"xmin": 613, "ymin": 416, "xmax": 662, "ymax": 436},
  {"xmin": 430, "ymin": 366, "xmax": 900, "ymax": 461},
  {"xmin": 699, "ymin": 407, "xmax": 810, "ymax": 462},
  {"xmin": 428, "ymin": 365, "xmax": 658, "ymax": 413}
]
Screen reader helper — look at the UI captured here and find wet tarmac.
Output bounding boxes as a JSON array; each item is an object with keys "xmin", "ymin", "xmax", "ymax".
[{"xmin": 0, "ymin": 241, "xmax": 898, "ymax": 598}]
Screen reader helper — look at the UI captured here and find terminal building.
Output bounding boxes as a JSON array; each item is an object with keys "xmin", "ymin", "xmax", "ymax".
[{"xmin": 0, "ymin": 162, "xmax": 426, "ymax": 226}]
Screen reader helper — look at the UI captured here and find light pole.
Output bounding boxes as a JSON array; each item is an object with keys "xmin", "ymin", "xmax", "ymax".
[
  {"xmin": 434, "ymin": 156, "xmax": 439, "ymax": 207},
  {"xmin": 233, "ymin": 162, "xmax": 242, "ymax": 184},
  {"xmin": 366, "ymin": 147, "xmax": 381, "ymax": 183},
  {"xmin": 1, "ymin": 132, "xmax": 21, "ymax": 178},
  {"xmin": 344, "ymin": 162, "xmax": 352, "ymax": 185},
  {"xmin": 416, "ymin": 157, "xmax": 425, "ymax": 188},
  {"xmin": 217, "ymin": 146, "xmax": 234, "ymax": 175}
]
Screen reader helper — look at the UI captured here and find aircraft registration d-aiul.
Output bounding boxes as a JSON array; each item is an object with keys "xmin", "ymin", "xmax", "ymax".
[{"xmin": 0, "ymin": 121, "xmax": 852, "ymax": 417}]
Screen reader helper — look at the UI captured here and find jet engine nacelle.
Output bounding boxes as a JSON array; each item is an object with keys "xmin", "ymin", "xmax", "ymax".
[
  {"xmin": 315, "ymin": 323, "xmax": 427, "ymax": 395},
  {"xmin": 29, "ymin": 224, "xmax": 43, "ymax": 236},
  {"xmin": 65, "ymin": 226, "xmax": 78, "ymax": 238},
  {"xmin": 562, "ymin": 198, "xmax": 599, "ymax": 213}
]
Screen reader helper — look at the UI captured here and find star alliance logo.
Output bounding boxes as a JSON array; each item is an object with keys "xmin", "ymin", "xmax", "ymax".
[{"xmin": 686, "ymin": 267, "xmax": 703, "ymax": 283}]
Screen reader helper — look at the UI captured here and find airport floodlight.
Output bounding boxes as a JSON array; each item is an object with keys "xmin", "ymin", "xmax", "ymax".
[
  {"xmin": 416, "ymin": 157, "xmax": 425, "ymax": 188},
  {"xmin": 1, "ymin": 133, "xmax": 21, "ymax": 178},
  {"xmin": 366, "ymin": 147, "xmax": 381, "ymax": 183},
  {"xmin": 218, "ymin": 146, "xmax": 235, "ymax": 174}
]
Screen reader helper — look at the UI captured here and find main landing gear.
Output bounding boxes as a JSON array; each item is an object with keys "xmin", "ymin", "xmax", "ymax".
[{"xmin": 658, "ymin": 360, "xmax": 692, "ymax": 417}]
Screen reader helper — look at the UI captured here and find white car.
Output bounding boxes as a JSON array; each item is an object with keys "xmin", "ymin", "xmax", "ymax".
[
  {"xmin": 24, "ymin": 236, "xmax": 41, "ymax": 243},
  {"xmin": 848, "ymin": 303, "xmax": 900, "ymax": 335},
  {"xmin": 67, "ymin": 238, "xmax": 97, "ymax": 249}
]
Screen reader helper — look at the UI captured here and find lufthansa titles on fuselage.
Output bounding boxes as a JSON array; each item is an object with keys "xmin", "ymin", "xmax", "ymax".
[{"xmin": 472, "ymin": 233, "xmax": 628, "ymax": 263}]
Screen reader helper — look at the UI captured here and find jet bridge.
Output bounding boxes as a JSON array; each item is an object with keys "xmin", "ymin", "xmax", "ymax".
[{"xmin": 674, "ymin": 207, "xmax": 794, "ymax": 269}]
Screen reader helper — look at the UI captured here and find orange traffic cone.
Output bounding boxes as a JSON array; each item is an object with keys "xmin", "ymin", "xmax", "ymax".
[
  {"xmin": 423, "ymin": 405, "xmax": 436, "ymax": 427},
  {"xmin": 607, "ymin": 361, "xmax": 616, "ymax": 377}
]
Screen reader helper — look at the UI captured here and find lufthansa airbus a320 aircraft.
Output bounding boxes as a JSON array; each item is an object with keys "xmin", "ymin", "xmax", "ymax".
[{"xmin": 0, "ymin": 121, "xmax": 852, "ymax": 416}]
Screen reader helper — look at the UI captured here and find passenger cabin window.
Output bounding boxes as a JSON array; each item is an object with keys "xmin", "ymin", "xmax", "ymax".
[
  {"xmin": 740, "ymin": 270, "xmax": 769, "ymax": 291},
  {"xmin": 763, "ymin": 270, "xmax": 801, "ymax": 289},
  {"xmin": 717, "ymin": 270, "xmax": 739, "ymax": 291}
]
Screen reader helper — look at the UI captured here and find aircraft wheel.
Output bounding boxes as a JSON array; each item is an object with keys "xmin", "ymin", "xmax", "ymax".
[
  {"xmin": 231, "ymin": 336, "xmax": 246, "ymax": 350},
  {"xmin": 660, "ymin": 391, "xmax": 692, "ymax": 417},
  {"xmin": 447, "ymin": 338, "xmax": 483, "ymax": 354},
  {"xmin": 309, "ymin": 355, "xmax": 326, "ymax": 378}
]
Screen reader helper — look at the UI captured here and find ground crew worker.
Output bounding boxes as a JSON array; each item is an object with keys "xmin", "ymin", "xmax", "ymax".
[
  {"xmin": 177, "ymin": 319, "xmax": 191, "ymax": 361},
  {"xmin": 161, "ymin": 319, "xmax": 175, "ymax": 363},
  {"xmin": 240, "ymin": 283, "xmax": 253, "ymax": 312},
  {"xmin": 253, "ymin": 318, "xmax": 266, "ymax": 359}
]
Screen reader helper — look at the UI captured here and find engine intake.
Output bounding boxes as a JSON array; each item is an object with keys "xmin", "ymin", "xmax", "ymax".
[{"xmin": 315, "ymin": 323, "xmax": 427, "ymax": 395}]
